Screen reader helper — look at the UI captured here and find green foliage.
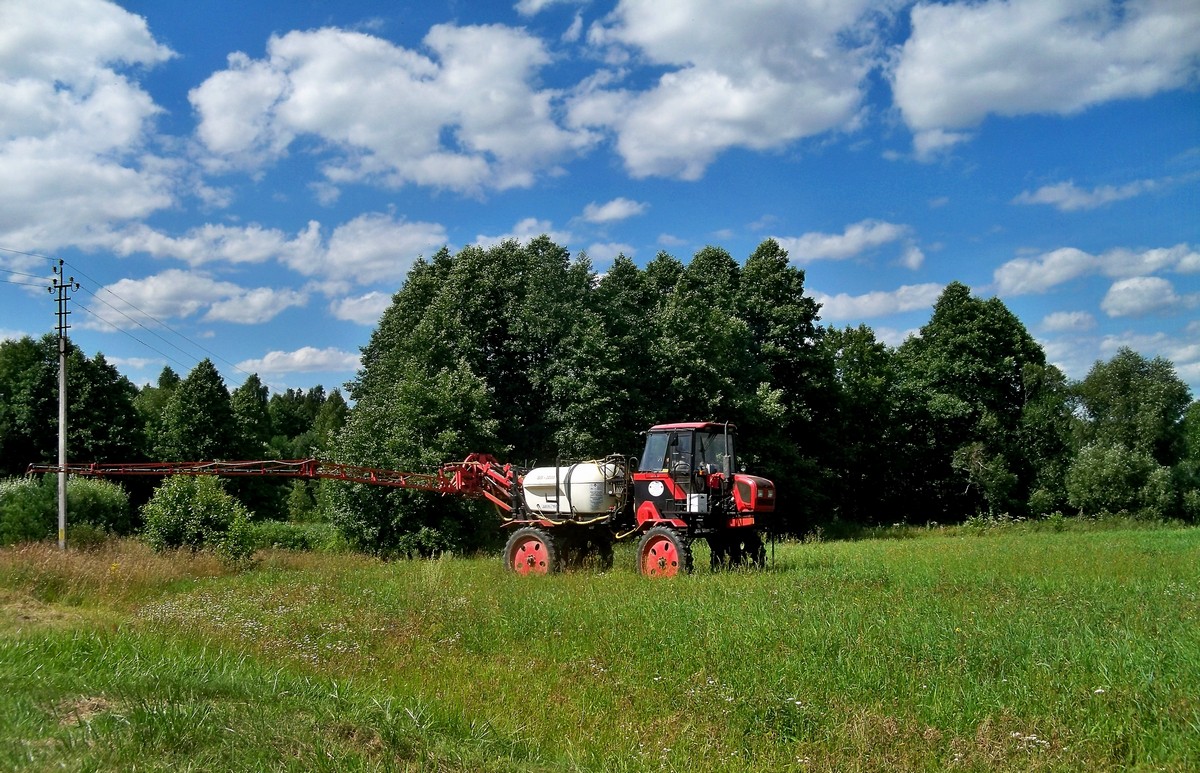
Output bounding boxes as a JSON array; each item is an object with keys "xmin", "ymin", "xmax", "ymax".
[
  {"xmin": 0, "ymin": 335, "xmax": 143, "ymax": 476},
  {"xmin": 65, "ymin": 477, "xmax": 133, "ymax": 534},
  {"xmin": 896, "ymin": 282, "xmax": 1051, "ymax": 519},
  {"xmin": 140, "ymin": 476, "xmax": 252, "ymax": 556},
  {"xmin": 1065, "ymin": 443, "xmax": 1170, "ymax": 518},
  {"xmin": 230, "ymin": 374, "xmax": 272, "ymax": 457},
  {"xmin": 285, "ymin": 480, "xmax": 317, "ymax": 521},
  {"xmin": 244, "ymin": 519, "xmax": 344, "ymax": 552},
  {"xmin": 0, "ymin": 475, "xmax": 132, "ymax": 545},
  {"xmin": 0, "ymin": 476, "xmax": 51, "ymax": 544},
  {"xmin": 1077, "ymin": 348, "xmax": 1191, "ymax": 465},
  {"xmin": 6, "ymin": 238, "xmax": 1195, "ymax": 551},
  {"xmin": 331, "ymin": 358, "xmax": 500, "ymax": 556},
  {"xmin": 155, "ymin": 360, "xmax": 239, "ymax": 462},
  {"xmin": 135, "ymin": 366, "xmax": 180, "ymax": 456}
]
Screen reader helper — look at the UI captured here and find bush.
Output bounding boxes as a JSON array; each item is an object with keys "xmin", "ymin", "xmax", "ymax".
[
  {"xmin": 246, "ymin": 520, "xmax": 344, "ymax": 552},
  {"xmin": 0, "ymin": 477, "xmax": 53, "ymax": 545},
  {"xmin": 0, "ymin": 476, "xmax": 132, "ymax": 546},
  {"xmin": 141, "ymin": 476, "xmax": 253, "ymax": 556},
  {"xmin": 67, "ymin": 477, "xmax": 133, "ymax": 534},
  {"xmin": 66, "ymin": 522, "xmax": 112, "ymax": 551},
  {"xmin": 1065, "ymin": 443, "xmax": 1166, "ymax": 518}
]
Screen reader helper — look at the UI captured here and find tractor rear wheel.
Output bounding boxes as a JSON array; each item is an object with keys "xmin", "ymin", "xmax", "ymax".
[
  {"xmin": 715, "ymin": 529, "xmax": 767, "ymax": 569},
  {"xmin": 504, "ymin": 526, "xmax": 558, "ymax": 575},
  {"xmin": 744, "ymin": 530, "xmax": 766, "ymax": 568},
  {"xmin": 555, "ymin": 527, "xmax": 614, "ymax": 571},
  {"xmin": 636, "ymin": 525, "xmax": 692, "ymax": 577},
  {"xmin": 708, "ymin": 532, "xmax": 730, "ymax": 570}
]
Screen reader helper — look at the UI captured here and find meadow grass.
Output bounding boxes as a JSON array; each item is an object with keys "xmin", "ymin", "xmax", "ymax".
[{"xmin": 1, "ymin": 526, "xmax": 1197, "ymax": 771}]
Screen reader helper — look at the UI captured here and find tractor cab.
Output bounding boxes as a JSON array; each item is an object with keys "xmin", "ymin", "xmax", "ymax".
[{"xmin": 632, "ymin": 422, "xmax": 774, "ymax": 530}]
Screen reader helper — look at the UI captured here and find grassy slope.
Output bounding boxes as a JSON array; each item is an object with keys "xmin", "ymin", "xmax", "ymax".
[{"xmin": 1, "ymin": 527, "xmax": 1197, "ymax": 772}]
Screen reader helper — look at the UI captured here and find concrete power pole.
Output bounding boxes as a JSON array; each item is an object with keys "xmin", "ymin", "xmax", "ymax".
[{"xmin": 49, "ymin": 260, "xmax": 79, "ymax": 551}]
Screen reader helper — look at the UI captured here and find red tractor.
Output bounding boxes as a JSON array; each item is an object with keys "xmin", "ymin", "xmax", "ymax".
[
  {"xmin": 30, "ymin": 421, "xmax": 776, "ymax": 577},
  {"xmin": 499, "ymin": 422, "xmax": 776, "ymax": 576}
]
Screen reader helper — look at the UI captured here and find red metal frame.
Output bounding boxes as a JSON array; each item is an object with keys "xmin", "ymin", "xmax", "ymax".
[{"xmin": 28, "ymin": 453, "xmax": 523, "ymax": 513}]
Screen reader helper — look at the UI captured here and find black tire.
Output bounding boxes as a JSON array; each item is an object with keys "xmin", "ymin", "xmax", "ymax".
[
  {"xmin": 720, "ymin": 529, "xmax": 766, "ymax": 569},
  {"xmin": 504, "ymin": 526, "xmax": 559, "ymax": 575},
  {"xmin": 593, "ymin": 531, "xmax": 615, "ymax": 571},
  {"xmin": 744, "ymin": 530, "xmax": 766, "ymax": 568},
  {"xmin": 636, "ymin": 525, "xmax": 693, "ymax": 577},
  {"xmin": 555, "ymin": 527, "xmax": 614, "ymax": 571},
  {"xmin": 708, "ymin": 532, "xmax": 730, "ymax": 571}
]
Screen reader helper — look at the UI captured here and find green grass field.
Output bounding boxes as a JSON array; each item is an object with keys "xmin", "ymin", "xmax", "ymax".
[{"xmin": 2, "ymin": 525, "xmax": 1198, "ymax": 771}]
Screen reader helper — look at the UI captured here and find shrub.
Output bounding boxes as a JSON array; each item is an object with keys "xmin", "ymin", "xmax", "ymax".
[
  {"xmin": 246, "ymin": 520, "xmax": 343, "ymax": 552},
  {"xmin": 67, "ymin": 477, "xmax": 133, "ymax": 534},
  {"xmin": 1066, "ymin": 443, "xmax": 1161, "ymax": 518},
  {"xmin": 214, "ymin": 511, "xmax": 256, "ymax": 566},
  {"xmin": 1, "ymin": 476, "xmax": 133, "ymax": 546},
  {"xmin": 141, "ymin": 476, "xmax": 253, "ymax": 556},
  {"xmin": 0, "ymin": 477, "xmax": 53, "ymax": 545},
  {"xmin": 66, "ymin": 522, "xmax": 112, "ymax": 550}
]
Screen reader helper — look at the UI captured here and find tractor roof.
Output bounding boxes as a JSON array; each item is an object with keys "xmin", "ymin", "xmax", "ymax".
[{"xmin": 648, "ymin": 422, "xmax": 737, "ymax": 432}]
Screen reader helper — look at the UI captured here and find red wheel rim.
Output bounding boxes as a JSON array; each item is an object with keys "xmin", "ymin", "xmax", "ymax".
[
  {"xmin": 642, "ymin": 535, "xmax": 680, "ymax": 577},
  {"xmin": 510, "ymin": 535, "xmax": 550, "ymax": 575}
]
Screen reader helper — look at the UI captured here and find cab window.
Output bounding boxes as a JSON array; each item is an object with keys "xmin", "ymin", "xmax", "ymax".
[{"xmin": 639, "ymin": 432, "xmax": 670, "ymax": 472}]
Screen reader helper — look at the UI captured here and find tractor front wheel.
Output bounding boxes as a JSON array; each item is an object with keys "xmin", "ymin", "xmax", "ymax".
[
  {"xmin": 636, "ymin": 525, "xmax": 693, "ymax": 577},
  {"xmin": 504, "ymin": 526, "xmax": 558, "ymax": 575}
]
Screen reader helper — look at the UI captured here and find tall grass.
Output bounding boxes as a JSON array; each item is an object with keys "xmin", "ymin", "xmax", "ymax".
[{"xmin": 2, "ymin": 527, "xmax": 1198, "ymax": 771}]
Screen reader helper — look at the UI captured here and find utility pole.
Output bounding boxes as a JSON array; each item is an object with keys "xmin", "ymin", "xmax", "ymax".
[{"xmin": 49, "ymin": 260, "xmax": 79, "ymax": 551}]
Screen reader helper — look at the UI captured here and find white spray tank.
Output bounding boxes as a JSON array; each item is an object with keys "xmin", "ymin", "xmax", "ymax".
[{"xmin": 522, "ymin": 459, "xmax": 625, "ymax": 516}]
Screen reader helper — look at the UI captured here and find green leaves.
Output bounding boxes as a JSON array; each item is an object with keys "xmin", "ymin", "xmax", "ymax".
[
  {"xmin": 1076, "ymin": 347, "xmax": 1191, "ymax": 465},
  {"xmin": 156, "ymin": 360, "xmax": 239, "ymax": 462},
  {"xmin": 141, "ymin": 475, "xmax": 252, "ymax": 562}
]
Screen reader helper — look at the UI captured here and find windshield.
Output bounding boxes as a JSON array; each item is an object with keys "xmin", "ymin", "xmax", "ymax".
[
  {"xmin": 695, "ymin": 429, "xmax": 734, "ymax": 473},
  {"xmin": 640, "ymin": 428, "xmax": 735, "ymax": 474},
  {"xmin": 639, "ymin": 432, "xmax": 670, "ymax": 472}
]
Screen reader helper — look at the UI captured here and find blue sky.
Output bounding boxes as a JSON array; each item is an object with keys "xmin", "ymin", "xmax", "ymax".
[{"xmin": 1, "ymin": 0, "xmax": 1197, "ymax": 398}]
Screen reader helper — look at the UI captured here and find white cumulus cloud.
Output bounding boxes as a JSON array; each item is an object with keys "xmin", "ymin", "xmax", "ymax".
[
  {"xmin": 81, "ymin": 269, "xmax": 306, "ymax": 330},
  {"xmin": 581, "ymin": 197, "xmax": 648, "ymax": 223},
  {"xmin": 236, "ymin": 346, "xmax": 361, "ymax": 375},
  {"xmin": 1100, "ymin": 329, "xmax": 1200, "ymax": 383},
  {"xmin": 330, "ymin": 291, "xmax": 393, "ymax": 326},
  {"xmin": 1100, "ymin": 276, "xmax": 1193, "ymax": 317},
  {"xmin": 775, "ymin": 220, "xmax": 921, "ymax": 266},
  {"xmin": 1013, "ymin": 179, "xmax": 1159, "ymax": 211},
  {"xmin": 570, "ymin": 0, "xmax": 880, "ymax": 179},
  {"xmin": 190, "ymin": 24, "xmax": 595, "ymax": 194},
  {"xmin": 995, "ymin": 243, "xmax": 1200, "ymax": 294},
  {"xmin": 587, "ymin": 242, "xmax": 636, "ymax": 264},
  {"xmin": 0, "ymin": 0, "xmax": 177, "ymax": 250},
  {"xmin": 205, "ymin": 288, "xmax": 308, "ymax": 324},
  {"xmin": 473, "ymin": 218, "xmax": 572, "ymax": 248},
  {"xmin": 813, "ymin": 283, "xmax": 944, "ymax": 321},
  {"xmin": 893, "ymin": 0, "xmax": 1200, "ymax": 158},
  {"xmin": 310, "ymin": 214, "xmax": 447, "ymax": 285},
  {"xmin": 111, "ymin": 213, "xmax": 446, "ymax": 287},
  {"xmin": 1041, "ymin": 310, "xmax": 1097, "ymax": 332}
]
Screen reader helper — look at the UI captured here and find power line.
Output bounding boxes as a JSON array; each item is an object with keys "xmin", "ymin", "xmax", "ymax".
[
  {"xmin": 1, "ymin": 243, "xmax": 257, "ymax": 386},
  {"xmin": 0, "ymin": 266, "xmax": 49, "ymax": 281},
  {"xmin": 0, "ymin": 277, "xmax": 46, "ymax": 288},
  {"xmin": 0, "ymin": 245, "xmax": 57, "ymax": 262},
  {"xmin": 74, "ymin": 287, "xmax": 219, "ymax": 371},
  {"xmin": 59, "ymin": 261, "xmax": 257, "ymax": 383},
  {"xmin": 73, "ymin": 301, "xmax": 196, "ymax": 374}
]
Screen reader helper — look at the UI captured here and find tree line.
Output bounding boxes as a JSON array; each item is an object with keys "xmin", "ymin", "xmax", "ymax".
[
  {"xmin": 2, "ymin": 236, "xmax": 1197, "ymax": 555},
  {"xmin": 0, "ymin": 337, "xmax": 347, "ymax": 522},
  {"xmin": 330, "ymin": 237, "xmax": 1199, "ymax": 554}
]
